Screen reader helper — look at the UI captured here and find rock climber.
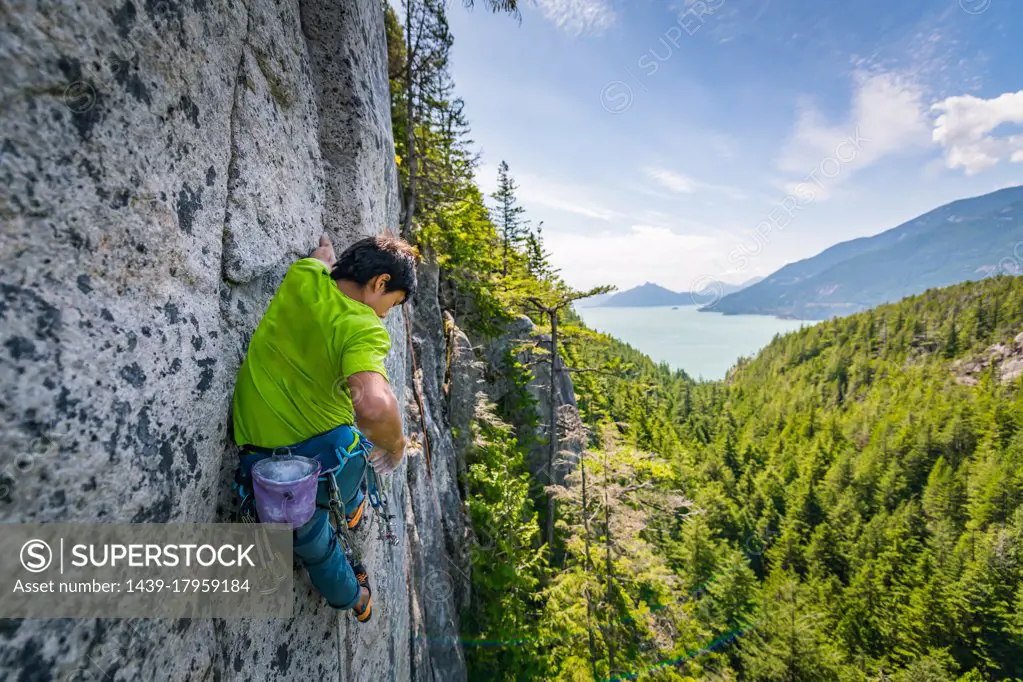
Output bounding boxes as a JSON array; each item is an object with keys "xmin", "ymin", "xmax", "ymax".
[{"xmin": 231, "ymin": 233, "xmax": 418, "ymax": 622}]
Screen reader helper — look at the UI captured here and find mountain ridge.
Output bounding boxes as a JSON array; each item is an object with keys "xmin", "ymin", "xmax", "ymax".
[
  {"xmin": 595, "ymin": 277, "xmax": 763, "ymax": 307},
  {"xmin": 705, "ymin": 186, "xmax": 1023, "ymax": 319}
]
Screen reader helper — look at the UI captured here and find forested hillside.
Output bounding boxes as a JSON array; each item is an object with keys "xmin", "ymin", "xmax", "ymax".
[
  {"xmin": 386, "ymin": 2, "xmax": 1023, "ymax": 680},
  {"xmin": 476, "ymin": 275, "xmax": 1023, "ymax": 681}
]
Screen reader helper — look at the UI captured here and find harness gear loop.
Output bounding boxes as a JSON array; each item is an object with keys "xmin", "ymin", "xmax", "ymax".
[
  {"xmin": 367, "ymin": 468, "xmax": 383, "ymax": 509},
  {"xmin": 365, "ymin": 467, "xmax": 398, "ymax": 546},
  {"xmin": 326, "ymin": 473, "xmax": 361, "ymax": 563}
]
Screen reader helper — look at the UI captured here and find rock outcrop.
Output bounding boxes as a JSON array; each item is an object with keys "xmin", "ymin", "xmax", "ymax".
[
  {"xmin": 0, "ymin": 1, "xmax": 583, "ymax": 679},
  {"xmin": 953, "ymin": 332, "xmax": 1023, "ymax": 386}
]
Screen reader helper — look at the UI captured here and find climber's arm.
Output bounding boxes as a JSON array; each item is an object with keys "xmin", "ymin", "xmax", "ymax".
[{"xmin": 348, "ymin": 371, "xmax": 406, "ymax": 474}]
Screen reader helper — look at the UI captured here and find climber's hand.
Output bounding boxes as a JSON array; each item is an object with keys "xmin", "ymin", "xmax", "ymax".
[
  {"xmin": 311, "ymin": 233, "xmax": 336, "ymax": 268},
  {"xmin": 368, "ymin": 440, "xmax": 406, "ymax": 475}
]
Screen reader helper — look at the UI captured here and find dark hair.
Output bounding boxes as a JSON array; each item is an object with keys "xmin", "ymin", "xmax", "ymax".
[{"xmin": 330, "ymin": 235, "xmax": 419, "ymax": 303}]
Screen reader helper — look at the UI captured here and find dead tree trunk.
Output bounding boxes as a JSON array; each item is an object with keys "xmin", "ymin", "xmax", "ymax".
[
  {"xmin": 580, "ymin": 449, "xmax": 599, "ymax": 680},
  {"xmin": 401, "ymin": 2, "xmax": 417, "ymax": 238},
  {"xmin": 546, "ymin": 312, "xmax": 558, "ymax": 550},
  {"xmin": 603, "ymin": 445, "xmax": 617, "ymax": 675}
]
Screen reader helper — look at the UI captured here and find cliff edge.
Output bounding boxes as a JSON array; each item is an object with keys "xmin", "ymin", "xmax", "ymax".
[{"xmin": 2, "ymin": 0, "xmax": 440, "ymax": 678}]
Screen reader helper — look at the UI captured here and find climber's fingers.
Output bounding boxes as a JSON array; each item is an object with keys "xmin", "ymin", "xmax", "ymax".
[
  {"xmin": 368, "ymin": 449, "xmax": 400, "ymax": 475},
  {"xmin": 368, "ymin": 449, "xmax": 390, "ymax": 474},
  {"xmin": 311, "ymin": 233, "xmax": 337, "ymax": 268}
]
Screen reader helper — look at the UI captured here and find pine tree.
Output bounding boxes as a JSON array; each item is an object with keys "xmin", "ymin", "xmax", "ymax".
[
  {"xmin": 391, "ymin": 0, "xmax": 454, "ymax": 237},
  {"xmin": 461, "ymin": 0, "xmax": 520, "ymax": 15},
  {"xmin": 738, "ymin": 573, "xmax": 842, "ymax": 681},
  {"xmin": 944, "ymin": 313, "xmax": 960, "ymax": 359},
  {"xmin": 525, "ymin": 222, "xmax": 556, "ymax": 282},
  {"xmin": 544, "ymin": 428, "xmax": 690, "ymax": 681},
  {"xmin": 491, "ymin": 160, "xmax": 529, "ymax": 277}
]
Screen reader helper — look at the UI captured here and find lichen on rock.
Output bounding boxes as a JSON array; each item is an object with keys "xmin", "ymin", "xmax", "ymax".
[{"xmin": 1, "ymin": 0, "xmax": 447, "ymax": 678}]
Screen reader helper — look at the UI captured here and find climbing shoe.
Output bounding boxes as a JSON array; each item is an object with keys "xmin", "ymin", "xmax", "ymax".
[
  {"xmin": 346, "ymin": 495, "xmax": 368, "ymax": 532},
  {"xmin": 352, "ymin": 561, "xmax": 372, "ymax": 623}
]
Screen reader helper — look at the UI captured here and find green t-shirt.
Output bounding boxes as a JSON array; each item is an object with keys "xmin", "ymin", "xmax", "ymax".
[{"xmin": 232, "ymin": 258, "xmax": 391, "ymax": 448}]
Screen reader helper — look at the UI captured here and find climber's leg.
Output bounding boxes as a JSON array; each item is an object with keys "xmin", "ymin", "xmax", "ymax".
[
  {"xmin": 241, "ymin": 426, "xmax": 374, "ymax": 611},
  {"xmin": 337, "ymin": 451, "xmax": 367, "ymax": 517},
  {"xmin": 293, "ymin": 505, "xmax": 361, "ymax": 610}
]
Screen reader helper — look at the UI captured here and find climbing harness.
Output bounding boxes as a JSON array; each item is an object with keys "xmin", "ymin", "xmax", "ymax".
[
  {"xmin": 234, "ymin": 425, "xmax": 400, "ymax": 550},
  {"xmin": 234, "ymin": 474, "xmax": 259, "ymax": 524}
]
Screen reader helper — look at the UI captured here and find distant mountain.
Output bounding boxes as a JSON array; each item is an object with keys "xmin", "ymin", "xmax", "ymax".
[
  {"xmin": 706, "ymin": 186, "xmax": 1023, "ymax": 320},
  {"xmin": 597, "ymin": 278, "xmax": 764, "ymax": 308},
  {"xmin": 598, "ymin": 282, "xmax": 692, "ymax": 307},
  {"xmin": 703, "ymin": 276, "xmax": 764, "ymax": 298}
]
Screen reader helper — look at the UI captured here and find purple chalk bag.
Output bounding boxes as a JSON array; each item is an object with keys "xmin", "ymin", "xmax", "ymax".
[{"xmin": 251, "ymin": 453, "xmax": 320, "ymax": 529}]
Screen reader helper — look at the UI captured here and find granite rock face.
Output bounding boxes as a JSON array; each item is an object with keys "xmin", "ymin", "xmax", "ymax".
[
  {"xmin": 478, "ymin": 316, "xmax": 585, "ymax": 487},
  {"xmin": 0, "ymin": 0, "xmax": 465, "ymax": 679},
  {"xmin": 0, "ymin": 0, "xmax": 586, "ymax": 678}
]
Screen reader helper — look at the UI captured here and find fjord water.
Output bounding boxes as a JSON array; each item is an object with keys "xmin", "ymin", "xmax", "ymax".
[{"xmin": 575, "ymin": 305, "xmax": 812, "ymax": 380}]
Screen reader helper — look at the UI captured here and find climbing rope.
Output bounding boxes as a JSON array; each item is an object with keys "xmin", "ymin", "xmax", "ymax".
[{"xmin": 404, "ymin": 306, "xmax": 433, "ymax": 477}]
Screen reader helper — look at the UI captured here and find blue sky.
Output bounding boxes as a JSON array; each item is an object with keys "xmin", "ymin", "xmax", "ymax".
[{"xmin": 442, "ymin": 0, "xmax": 1023, "ymax": 293}]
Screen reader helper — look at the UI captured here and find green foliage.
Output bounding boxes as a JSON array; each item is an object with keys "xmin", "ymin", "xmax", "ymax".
[
  {"xmin": 666, "ymin": 277, "xmax": 1023, "ymax": 680},
  {"xmin": 386, "ymin": 2, "xmax": 1023, "ymax": 679},
  {"xmin": 525, "ymin": 223, "xmax": 556, "ymax": 282},
  {"xmin": 468, "ymin": 276, "xmax": 1023, "ymax": 681},
  {"xmin": 738, "ymin": 572, "xmax": 843, "ymax": 681},
  {"xmin": 418, "ymin": 186, "xmax": 512, "ymax": 337},
  {"xmin": 541, "ymin": 428, "xmax": 694, "ymax": 681},
  {"xmin": 464, "ymin": 401, "xmax": 546, "ymax": 679}
]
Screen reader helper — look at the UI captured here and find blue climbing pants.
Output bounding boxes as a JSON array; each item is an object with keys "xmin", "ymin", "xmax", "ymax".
[{"xmin": 238, "ymin": 424, "xmax": 371, "ymax": 610}]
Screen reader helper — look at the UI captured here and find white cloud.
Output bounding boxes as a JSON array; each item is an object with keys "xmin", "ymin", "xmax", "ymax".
[
  {"xmin": 643, "ymin": 166, "xmax": 748, "ymax": 200},
  {"xmin": 645, "ymin": 167, "xmax": 697, "ymax": 194},
  {"xmin": 532, "ymin": 0, "xmax": 616, "ymax": 36},
  {"xmin": 932, "ymin": 90, "xmax": 1023, "ymax": 175},
  {"xmin": 775, "ymin": 70, "xmax": 930, "ymax": 198},
  {"xmin": 543, "ymin": 224, "xmax": 722, "ymax": 291}
]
